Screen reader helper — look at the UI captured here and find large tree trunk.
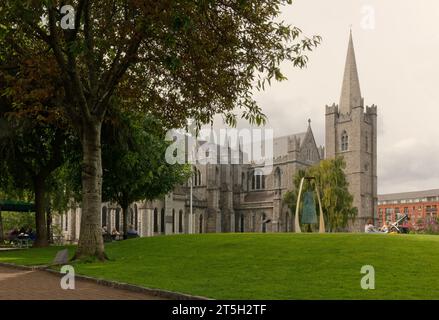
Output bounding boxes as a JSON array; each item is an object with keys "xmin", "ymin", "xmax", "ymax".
[
  {"xmin": 33, "ymin": 176, "xmax": 49, "ymax": 247},
  {"xmin": 74, "ymin": 121, "xmax": 106, "ymax": 261}
]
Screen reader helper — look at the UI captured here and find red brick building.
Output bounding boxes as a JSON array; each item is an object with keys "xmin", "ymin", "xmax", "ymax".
[{"xmin": 377, "ymin": 189, "xmax": 439, "ymax": 226}]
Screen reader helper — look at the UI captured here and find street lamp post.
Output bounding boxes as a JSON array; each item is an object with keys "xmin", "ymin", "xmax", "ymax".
[{"xmin": 189, "ymin": 168, "xmax": 193, "ymax": 234}]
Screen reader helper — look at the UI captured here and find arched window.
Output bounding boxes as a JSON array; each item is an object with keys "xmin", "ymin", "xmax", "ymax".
[
  {"xmin": 275, "ymin": 167, "xmax": 282, "ymax": 189},
  {"xmin": 179, "ymin": 210, "xmax": 183, "ymax": 233},
  {"xmin": 101, "ymin": 206, "xmax": 107, "ymax": 227},
  {"xmin": 115, "ymin": 208, "xmax": 121, "ymax": 231},
  {"xmin": 65, "ymin": 213, "xmax": 68, "ymax": 231},
  {"xmin": 241, "ymin": 172, "xmax": 245, "ymax": 186},
  {"xmin": 153, "ymin": 208, "xmax": 158, "ymax": 233},
  {"xmin": 198, "ymin": 169, "xmax": 202, "ymax": 186},
  {"xmin": 160, "ymin": 208, "xmax": 165, "ymax": 233},
  {"xmin": 172, "ymin": 209, "xmax": 175, "ymax": 233},
  {"xmin": 199, "ymin": 215, "xmax": 203, "ymax": 233},
  {"xmin": 240, "ymin": 214, "xmax": 245, "ymax": 232},
  {"xmin": 193, "ymin": 169, "xmax": 198, "ymax": 186},
  {"xmin": 341, "ymin": 130, "xmax": 349, "ymax": 151},
  {"xmin": 134, "ymin": 204, "xmax": 138, "ymax": 231},
  {"xmin": 129, "ymin": 207, "xmax": 134, "ymax": 225}
]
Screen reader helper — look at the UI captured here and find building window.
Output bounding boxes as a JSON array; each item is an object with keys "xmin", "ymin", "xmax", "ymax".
[
  {"xmin": 160, "ymin": 208, "xmax": 165, "ymax": 233},
  {"xmin": 115, "ymin": 208, "xmax": 121, "ymax": 231},
  {"xmin": 134, "ymin": 204, "xmax": 138, "ymax": 231},
  {"xmin": 129, "ymin": 207, "xmax": 134, "ymax": 225},
  {"xmin": 193, "ymin": 168, "xmax": 198, "ymax": 186},
  {"xmin": 251, "ymin": 170, "xmax": 265, "ymax": 190},
  {"xmin": 172, "ymin": 209, "xmax": 175, "ymax": 233},
  {"xmin": 101, "ymin": 206, "xmax": 107, "ymax": 227},
  {"xmin": 199, "ymin": 215, "xmax": 203, "ymax": 233},
  {"xmin": 153, "ymin": 208, "xmax": 158, "ymax": 233},
  {"xmin": 179, "ymin": 210, "xmax": 183, "ymax": 233},
  {"xmin": 275, "ymin": 167, "xmax": 281, "ymax": 189},
  {"xmin": 341, "ymin": 131, "xmax": 349, "ymax": 151}
]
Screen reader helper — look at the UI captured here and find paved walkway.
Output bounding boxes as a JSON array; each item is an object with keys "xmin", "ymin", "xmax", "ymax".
[{"xmin": 0, "ymin": 266, "xmax": 166, "ymax": 300}]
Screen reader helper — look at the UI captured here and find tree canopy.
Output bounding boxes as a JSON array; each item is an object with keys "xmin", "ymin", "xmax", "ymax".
[
  {"xmin": 102, "ymin": 111, "xmax": 190, "ymax": 237},
  {"xmin": 1, "ymin": 0, "xmax": 321, "ymax": 259}
]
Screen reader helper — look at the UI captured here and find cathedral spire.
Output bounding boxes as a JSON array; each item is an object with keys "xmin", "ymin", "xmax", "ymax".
[{"xmin": 339, "ymin": 30, "xmax": 362, "ymax": 114}]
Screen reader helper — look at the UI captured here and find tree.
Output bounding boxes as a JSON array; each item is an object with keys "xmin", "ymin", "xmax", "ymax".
[
  {"xmin": 102, "ymin": 111, "xmax": 190, "ymax": 239},
  {"xmin": 0, "ymin": 113, "xmax": 77, "ymax": 246},
  {"xmin": 284, "ymin": 157, "xmax": 357, "ymax": 232},
  {"xmin": 2, "ymin": 0, "xmax": 321, "ymax": 259},
  {"xmin": 0, "ymin": 24, "xmax": 78, "ymax": 247}
]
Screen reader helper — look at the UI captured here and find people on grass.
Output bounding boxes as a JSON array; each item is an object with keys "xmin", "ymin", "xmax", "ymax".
[
  {"xmin": 127, "ymin": 225, "xmax": 138, "ymax": 237},
  {"xmin": 365, "ymin": 219, "xmax": 388, "ymax": 233},
  {"xmin": 111, "ymin": 228, "xmax": 121, "ymax": 240}
]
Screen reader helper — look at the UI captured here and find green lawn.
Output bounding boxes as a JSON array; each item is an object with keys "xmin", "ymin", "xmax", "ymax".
[{"xmin": 1, "ymin": 233, "xmax": 438, "ymax": 299}]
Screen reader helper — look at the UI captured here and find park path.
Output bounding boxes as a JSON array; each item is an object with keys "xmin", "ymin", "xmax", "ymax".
[{"xmin": 0, "ymin": 265, "xmax": 166, "ymax": 300}]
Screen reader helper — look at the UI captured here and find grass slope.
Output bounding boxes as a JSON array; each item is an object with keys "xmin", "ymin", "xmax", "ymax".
[{"xmin": 1, "ymin": 233, "xmax": 438, "ymax": 299}]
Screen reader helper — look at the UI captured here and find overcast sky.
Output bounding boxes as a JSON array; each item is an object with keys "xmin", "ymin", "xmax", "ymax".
[{"xmin": 209, "ymin": 0, "xmax": 439, "ymax": 195}]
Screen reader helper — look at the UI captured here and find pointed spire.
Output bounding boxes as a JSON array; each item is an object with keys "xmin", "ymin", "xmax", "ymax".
[{"xmin": 339, "ymin": 30, "xmax": 362, "ymax": 114}]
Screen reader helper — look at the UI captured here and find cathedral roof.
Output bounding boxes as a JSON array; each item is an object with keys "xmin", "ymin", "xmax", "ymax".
[
  {"xmin": 339, "ymin": 30, "xmax": 362, "ymax": 114},
  {"xmin": 273, "ymin": 132, "xmax": 306, "ymax": 158}
]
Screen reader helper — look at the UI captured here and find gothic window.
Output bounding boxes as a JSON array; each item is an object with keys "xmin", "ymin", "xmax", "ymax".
[
  {"xmin": 160, "ymin": 208, "xmax": 165, "ymax": 233},
  {"xmin": 193, "ymin": 168, "xmax": 198, "ymax": 186},
  {"xmin": 199, "ymin": 215, "xmax": 203, "ymax": 233},
  {"xmin": 129, "ymin": 207, "xmax": 134, "ymax": 225},
  {"xmin": 153, "ymin": 208, "xmax": 158, "ymax": 233},
  {"xmin": 101, "ymin": 206, "xmax": 107, "ymax": 227},
  {"xmin": 240, "ymin": 214, "xmax": 245, "ymax": 232},
  {"xmin": 134, "ymin": 204, "xmax": 138, "ymax": 231},
  {"xmin": 198, "ymin": 169, "xmax": 202, "ymax": 186},
  {"xmin": 341, "ymin": 131, "xmax": 349, "ymax": 151},
  {"xmin": 172, "ymin": 209, "xmax": 175, "ymax": 233},
  {"xmin": 179, "ymin": 210, "xmax": 183, "ymax": 233},
  {"xmin": 275, "ymin": 167, "xmax": 281, "ymax": 189},
  {"xmin": 115, "ymin": 208, "xmax": 121, "ymax": 231}
]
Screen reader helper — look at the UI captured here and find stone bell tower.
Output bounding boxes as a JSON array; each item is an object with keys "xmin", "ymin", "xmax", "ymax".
[{"xmin": 325, "ymin": 31, "xmax": 378, "ymax": 231}]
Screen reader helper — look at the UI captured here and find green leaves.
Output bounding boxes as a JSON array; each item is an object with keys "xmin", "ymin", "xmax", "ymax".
[{"xmin": 101, "ymin": 110, "xmax": 189, "ymax": 207}]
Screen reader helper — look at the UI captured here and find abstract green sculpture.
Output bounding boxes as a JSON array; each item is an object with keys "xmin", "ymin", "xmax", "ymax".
[{"xmin": 294, "ymin": 177, "xmax": 325, "ymax": 233}]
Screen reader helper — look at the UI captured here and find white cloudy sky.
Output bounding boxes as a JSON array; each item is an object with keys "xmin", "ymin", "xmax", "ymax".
[{"xmin": 208, "ymin": 0, "xmax": 439, "ymax": 195}]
